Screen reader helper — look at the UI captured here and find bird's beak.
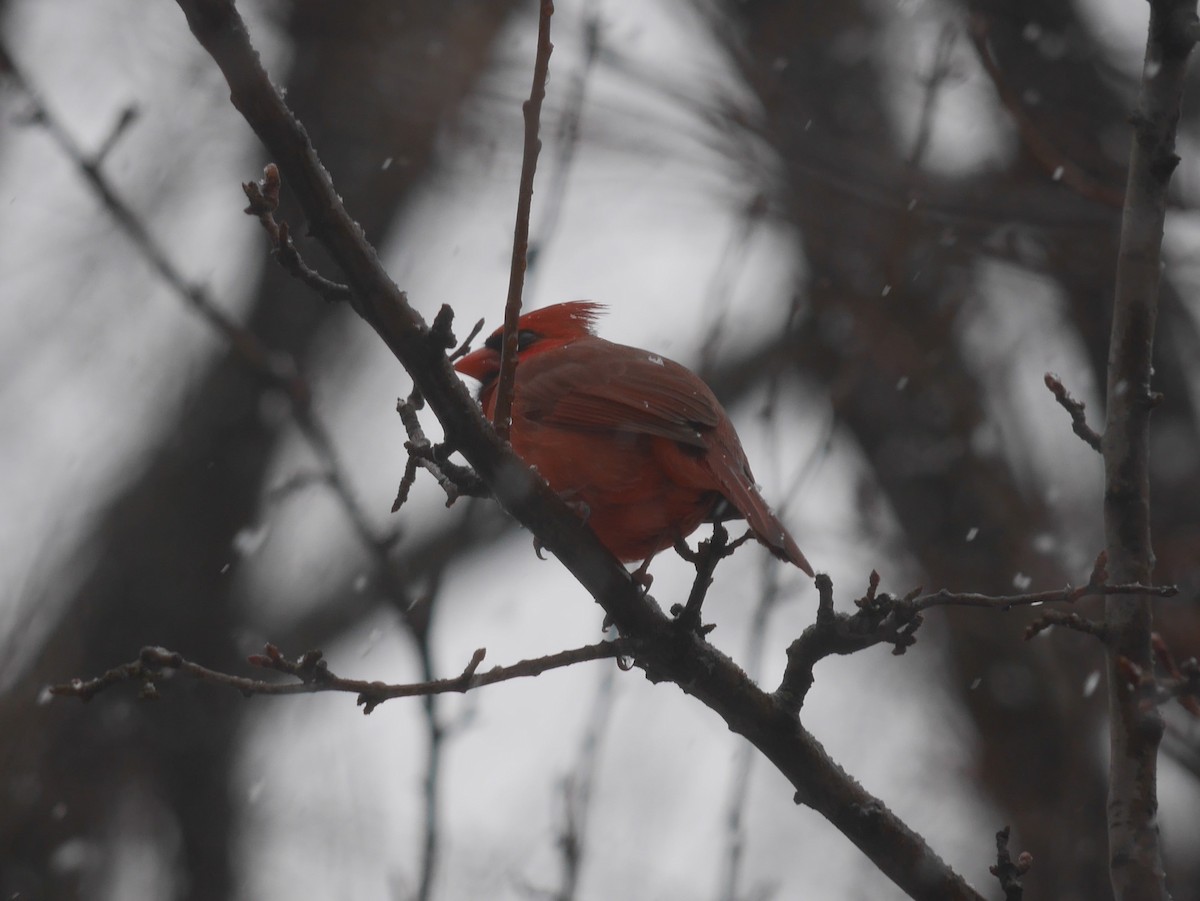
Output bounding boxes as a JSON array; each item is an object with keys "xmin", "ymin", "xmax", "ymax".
[{"xmin": 453, "ymin": 346, "xmax": 500, "ymax": 383}]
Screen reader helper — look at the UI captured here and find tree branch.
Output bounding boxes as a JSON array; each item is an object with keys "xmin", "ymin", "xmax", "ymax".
[
  {"xmin": 493, "ymin": 0, "xmax": 555, "ymax": 440},
  {"xmin": 1101, "ymin": 2, "xmax": 1196, "ymax": 897},
  {"xmin": 49, "ymin": 641, "xmax": 626, "ymax": 714},
  {"xmin": 775, "ymin": 557, "xmax": 1177, "ymax": 713}
]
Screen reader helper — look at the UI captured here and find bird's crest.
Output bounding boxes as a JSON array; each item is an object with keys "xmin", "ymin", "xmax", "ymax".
[{"xmin": 517, "ymin": 301, "xmax": 606, "ymax": 339}]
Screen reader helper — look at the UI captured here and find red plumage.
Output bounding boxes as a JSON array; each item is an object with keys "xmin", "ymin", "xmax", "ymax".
[{"xmin": 454, "ymin": 302, "xmax": 813, "ymax": 576}]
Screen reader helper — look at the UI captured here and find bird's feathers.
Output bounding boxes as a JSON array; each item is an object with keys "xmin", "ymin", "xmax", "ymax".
[{"xmin": 517, "ymin": 340, "xmax": 719, "ymax": 448}]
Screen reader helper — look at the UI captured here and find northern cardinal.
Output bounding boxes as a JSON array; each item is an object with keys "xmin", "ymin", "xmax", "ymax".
[{"xmin": 454, "ymin": 302, "xmax": 813, "ymax": 576}]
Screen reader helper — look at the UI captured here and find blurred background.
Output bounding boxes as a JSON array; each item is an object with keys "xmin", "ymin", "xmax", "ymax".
[{"xmin": 2, "ymin": 0, "xmax": 1199, "ymax": 898}]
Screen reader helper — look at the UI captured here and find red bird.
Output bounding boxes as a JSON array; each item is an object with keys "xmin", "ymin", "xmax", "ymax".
[{"xmin": 454, "ymin": 302, "xmax": 813, "ymax": 576}]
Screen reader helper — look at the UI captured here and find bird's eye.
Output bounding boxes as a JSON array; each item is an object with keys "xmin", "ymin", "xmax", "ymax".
[{"xmin": 482, "ymin": 329, "xmax": 542, "ymax": 352}]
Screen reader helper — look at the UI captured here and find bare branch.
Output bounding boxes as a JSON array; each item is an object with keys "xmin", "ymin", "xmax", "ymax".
[
  {"xmin": 775, "ymin": 556, "xmax": 1178, "ymax": 713},
  {"xmin": 1101, "ymin": 1, "xmax": 1196, "ymax": 895},
  {"xmin": 523, "ymin": 9, "xmax": 601, "ymax": 303},
  {"xmin": 914, "ymin": 551, "xmax": 1175, "ymax": 611},
  {"xmin": 493, "ymin": 0, "xmax": 555, "ymax": 439},
  {"xmin": 1044, "ymin": 373, "xmax": 1103, "ymax": 453},
  {"xmin": 775, "ymin": 573, "xmax": 923, "ymax": 714},
  {"xmin": 49, "ymin": 641, "xmax": 627, "ymax": 714}
]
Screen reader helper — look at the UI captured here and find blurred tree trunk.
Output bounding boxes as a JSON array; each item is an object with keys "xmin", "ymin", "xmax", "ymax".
[
  {"xmin": 715, "ymin": 1, "xmax": 1154, "ymax": 897},
  {"xmin": 959, "ymin": 5, "xmax": 1200, "ymax": 894},
  {"xmin": 0, "ymin": 3, "xmax": 514, "ymax": 899}
]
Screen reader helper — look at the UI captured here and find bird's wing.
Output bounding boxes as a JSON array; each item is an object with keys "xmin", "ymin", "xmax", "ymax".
[
  {"xmin": 518, "ymin": 337, "xmax": 815, "ymax": 575},
  {"xmin": 518, "ymin": 339, "xmax": 720, "ymax": 449}
]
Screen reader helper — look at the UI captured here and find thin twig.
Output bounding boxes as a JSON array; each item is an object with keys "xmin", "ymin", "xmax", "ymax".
[
  {"xmin": 524, "ymin": 6, "xmax": 601, "ymax": 305},
  {"xmin": 775, "ymin": 555, "xmax": 1178, "ymax": 714},
  {"xmin": 911, "ymin": 581, "xmax": 1174, "ymax": 612},
  {"xmin": 449, "ymin": 317, "xmax": 486, "ymax": 363},
  {"xmin": 242, "ymin": 164, "xmax": 353, "ymax": 302},
  {"xmin": 493, "ymin": 0, "xmax": 555, "ymax": 440},
  {"xmin": 49, "ymin": 640, "xmax": 628, "ymax": 714},
  {"xmin": 393, "ymin": 391, "xmax": 490, "ymax": 511},
  {"xmin": 1044, "ymin": 373, "xmax": 1103, "ymax": 453},
  {"xmin": 911, "ymin": 551, "xmax": 1175, "ymax": 612}
]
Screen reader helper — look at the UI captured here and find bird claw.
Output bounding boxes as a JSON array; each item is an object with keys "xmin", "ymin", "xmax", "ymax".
[
  {"xmin": 533, "ymin": 536, "xmax": 548, "ymax": 560},
  {"xmin": 631, "ymin": 556, "xmax": 655, "ymax": 594},
  {"xmin": 672, "ymin": 536, "xmax": 700, "ymax": 564}
]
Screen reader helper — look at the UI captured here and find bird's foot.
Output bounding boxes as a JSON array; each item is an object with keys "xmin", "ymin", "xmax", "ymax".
[
  {"xmin": 672, "ymin": 536, "xmax": 700, "ymax": 564},
  {"xmin": 630, "ymin": 557, "xmax": 655, "ymax": 595},
  {"xmin": 532, "ymin": 498, "xmax": 591, "ymax": 561}
]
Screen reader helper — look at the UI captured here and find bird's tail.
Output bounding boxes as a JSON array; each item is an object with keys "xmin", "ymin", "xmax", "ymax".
[{"xmin": 709, "ymin": 447, "xmax": 814, "ymax": 576}]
